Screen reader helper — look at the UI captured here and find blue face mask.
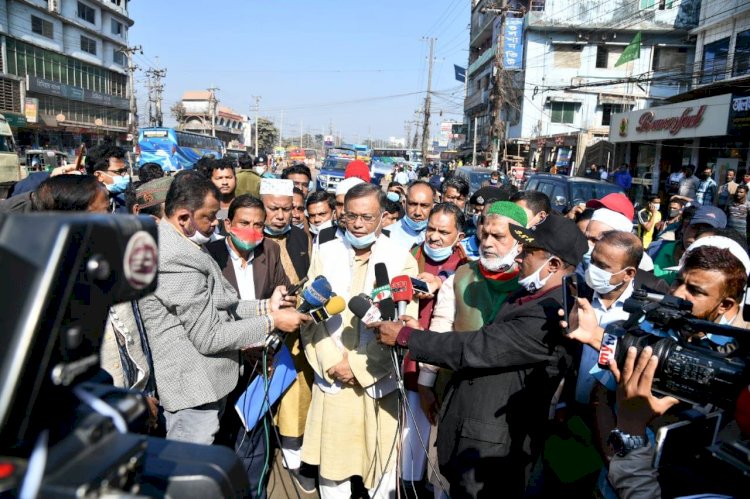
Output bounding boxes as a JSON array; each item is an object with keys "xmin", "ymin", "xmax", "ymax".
[
  {"xmin": 106, "ymin": 174, "xmax": 131, "ymax": 195},
  {"xmin": 582, "ymin": 245, "xmax": 593, "ymax": 270},
  {"xmin": 344, "ymin": 216, "xmax": 382, "ymax": 249},
  {"xmin": 264, "ymin": 224, "xmax": 291, "ymax": 236},
  {"xmin": 423, "ymin": 236, "xmax": 458, "ymax": 263},
  {"xmin": 386, "ymin": 191, "xmax": 401, "ymax": 203},
  {"xmin": 403, "ymin": 215, "xmax": 428, "ymax": 232}
]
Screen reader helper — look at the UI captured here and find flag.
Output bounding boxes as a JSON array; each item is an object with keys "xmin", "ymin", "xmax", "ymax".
[
  {"xmin": 615, "ymin": 32, "xmax": 642, "ymax": 67},
  {"xmin": 454, "ymin": 64, "xmax": 466, "ymax": 83}
]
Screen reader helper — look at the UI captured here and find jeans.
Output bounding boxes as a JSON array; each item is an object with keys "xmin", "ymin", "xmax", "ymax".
[
  {"xmin": 164, "ymin": 399, "xmax": 226, "ymax": 445},
  {"xmin": 235, "ymin": 414, "xmax": 271, "ymax": 499}
]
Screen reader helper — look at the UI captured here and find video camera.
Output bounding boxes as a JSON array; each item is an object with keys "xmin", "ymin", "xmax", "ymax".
[
  {"xmin": 598, "ymin": 289, "xmax": 750, "ymax": 408},
  {"xmin": 0, "ymin": 214, "xmax": 248, "ymax": 497}
]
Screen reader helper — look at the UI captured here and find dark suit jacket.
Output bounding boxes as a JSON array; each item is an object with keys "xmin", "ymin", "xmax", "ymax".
[{"xmin": 205, "ymin": 237, "xmax": 290, "ymax": 300}]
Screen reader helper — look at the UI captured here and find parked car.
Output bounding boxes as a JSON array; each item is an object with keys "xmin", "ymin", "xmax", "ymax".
[
  {"xmin": 316, "ymin": 154, "xmax": 353, "ymax": 193},
  {"xmin": 453, "ymin": 166, "xmax": 507, "ymax": 195},
  {"xmin": 524, "ymin": 174, "xmax": 624, "ymax": 212}
]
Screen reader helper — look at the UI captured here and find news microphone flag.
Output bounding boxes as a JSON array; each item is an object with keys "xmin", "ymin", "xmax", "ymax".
[
  {"xmin": 309, "ymin": 296, "xmax": 346, "ymax": 323},
  {"xmin": 374, "ymin": 263, "xmax": 396, "ymax": 321},
  {"xmin": 298, "ymin": 276, "xmax": 333, "ymax": 313},
  {"xmin": 348, "ymin": 294, "xmax": 382, "ymax": 324},
  {"xmin": 390, "ymin": 275, "xmax": 413, "ymax": 317},
  {"xmin": 454, "ymin": 64, "xmax": 466, "ymax": 83}
]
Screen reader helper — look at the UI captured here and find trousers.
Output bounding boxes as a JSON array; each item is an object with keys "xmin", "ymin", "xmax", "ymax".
[{"xmin": 164, "ymin": 398, "xmax": 226, "ymax": 445}]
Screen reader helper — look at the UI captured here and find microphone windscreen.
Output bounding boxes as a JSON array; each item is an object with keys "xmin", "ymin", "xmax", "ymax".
[
  {"xmin": 299, "ymin": 276, "xmax": 333, "ymax": 312},
  {"xmin": 374, "ymin": 262, "xmax": 390, "ymax": 289},
  {"xmin": 325, "ymin": 295, "xmax": 346, "ymax": 315},
  {"xmin": 348, "ymin": 295, "xmax": 382, "ymax": 323},
  {"xmin": 390, "ymin": 275, "xmax": 413, "ymax": 303}
]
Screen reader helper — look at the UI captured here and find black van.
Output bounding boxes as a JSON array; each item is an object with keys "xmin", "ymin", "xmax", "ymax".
[{"xmin": 524, "ymin": 174, "xmax": 624, "ymax": 212}]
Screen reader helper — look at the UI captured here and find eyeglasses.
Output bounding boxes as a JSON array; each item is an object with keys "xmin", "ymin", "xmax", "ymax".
[
  {"xmin": 342, "ymin": 213, "xmax": 379, "ymax": 224},
  {"xmin": 107, "ymin": 168, "xmax": 129, "ymax": 176},
  {"xmin": 444, "ymin": 195, "xmax": 465, "ymax": 202}
]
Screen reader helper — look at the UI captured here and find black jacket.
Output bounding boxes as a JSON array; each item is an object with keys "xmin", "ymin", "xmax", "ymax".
[
  {"xmin": 406, "ymin": 285, "xmax": 572, "ymax": 497},
  {"xmin": 265, "ymin": 225, "xmax": 310, "ymax": 281}
]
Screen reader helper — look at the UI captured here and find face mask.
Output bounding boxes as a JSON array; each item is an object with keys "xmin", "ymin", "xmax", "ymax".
[
  {"xmin": 582, "ymin": 245, "xmax": 594, "ymax": 270},
  {"xmin": 105, "ymin": 174, "xmax": 131, "ymax": 195},
  {"xmin": 423, "ymin": 234, "xmax": 460, "ymax": 263},
  {"xmin": 386, "ymin": 191, "xmax": 401, "ymax": 203},
  {"xmin": 669, "ymin": 209, "xmax": 680, "ymax": 218},
  {"xmin": 344, "ymin": 217, "xmax": 381, "ymax": 250},
  {"xmin": 254, "ymin": 166, "xmax": 266, "ymax": 175},
  {"xmin": 479, "ymin": 242, "xmax": 518, "ymax": 272},
  {"xmin": 518, "ymin": 257, "xmax": 553, "ymax": 293},
  {"xmin": 310, "ymin": 219, "xmax": 333, "ymax": 235},
  {"xmin": 653, "ymin": 204, "xmax": 660, "ymax": 211},
  {"xmin": 264, "ymin": 224, "xmax": 291, "ymax": 236},
  {"xmin": 186, "ymin": 217, "xmax": 212, "ymax": 245},
  {"xmin": 403, "ymin": 215, "xmax": 428, "ymax": 232},
  {"xmin": 230, "ymin": 226, "xmax": 264, "ymax": 252},
  {"xmin": 294, "ymin": 222, "xmax": 306, "ymax": 230},
  {"xmin": 585, "ymin": 263, "xmax": 627, "ymax": 295}
]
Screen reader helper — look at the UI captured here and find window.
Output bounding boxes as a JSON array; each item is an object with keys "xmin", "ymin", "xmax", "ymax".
[
  {"xmin": 113, "ymin": 49, "xmax": 124, "ymax": 65},
  {"xmin": 602, "ymin": 104, "xmax": 630, "ymax": 126},
  {"xmin": 553, "ymin": 45, "xmax": 582, "ymax": 68},
  {"xmin": 31, "ymin": 15, "xmax": 53, "ymax": 39},
  {"xmin": 734, "ymin": 29, "xmax": 750, "ymax": 77},
  {"xmin": 549, "ymin": 102, "xmax": 577, "ymax": 124},
  {"xmin": 80, "ymin": 36, "xmax": 97, "ymax": 55},
  {"xmin": 77, "ymin": 2, "xmax": 95, "ymax": 24},
  {"xmin": 595, "ymin": 45, "xmax": 624, "ymax": 68},
  {"xmin": 652, "ymin": 46, "xmax": 688, "ymax": 71},
  {"xmin": 701, "ymin": 38, "xmax": 730, "ymax": 84},
  {"xmin": 111, "ymin": 19, "xmax": 123, "ymax": 35}
]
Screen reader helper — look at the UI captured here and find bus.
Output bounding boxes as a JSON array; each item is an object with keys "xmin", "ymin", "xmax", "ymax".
[
  {"xmin": 0, "ymin": 114, "xmax": 21, "ymax": 197},
  {"xmin": 137, "ymin": 127, "xmax": 224, "ymax": 171},
  {"xmin": 286, "ymin": 146, "xmax": 306, "ymax": 164}
]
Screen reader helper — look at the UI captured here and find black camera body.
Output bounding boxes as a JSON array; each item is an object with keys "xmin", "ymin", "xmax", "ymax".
[
  {"xmin": 0, "ymin": 214, "xmax": 248, "ymax": 497},
  {"xmin": 598, "ymin": 289, "xmax": 750, "ymax": 408}
]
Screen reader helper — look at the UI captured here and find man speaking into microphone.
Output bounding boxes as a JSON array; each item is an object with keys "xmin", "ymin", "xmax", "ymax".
[
  {"xmin": 371, "ymin": 215, "xmax": 588, "ymax": 498},
  {"xmin": 299, "ymin": 182, "xmax": 419, "ymax": 499}
]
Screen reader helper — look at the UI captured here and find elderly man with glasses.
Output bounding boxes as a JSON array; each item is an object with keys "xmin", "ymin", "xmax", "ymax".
[{"xmin": 300, "ymin": 182, "xmax": 419, "ymax": 499}]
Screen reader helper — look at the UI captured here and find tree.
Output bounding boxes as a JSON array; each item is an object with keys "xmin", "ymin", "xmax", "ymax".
[
  {"xmin": 254, "ymin": 117, "xmax": 279, "ymax": 154},
  {"xmin": 170, "ymin": 102, "xmax": 186, "ymax": 130}
]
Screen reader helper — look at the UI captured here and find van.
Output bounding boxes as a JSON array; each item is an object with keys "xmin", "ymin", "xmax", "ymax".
[
  {"xmin": 524, "ymin": 174, "xmax": 623, "ymax": 212},
  {"xmin": 0, "ymin": 114, "xmax": 21, "ymax": 197}
]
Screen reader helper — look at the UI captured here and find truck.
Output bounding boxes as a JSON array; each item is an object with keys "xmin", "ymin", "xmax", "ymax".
[{"xmin": 0, "ymin": 114, "xmax": 22, "ymax": 198}]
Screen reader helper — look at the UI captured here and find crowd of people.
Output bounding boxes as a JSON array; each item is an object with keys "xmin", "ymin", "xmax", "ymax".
[{"xmin": 1, "ymin": 146, "xmax": 749, "ymax": 499}]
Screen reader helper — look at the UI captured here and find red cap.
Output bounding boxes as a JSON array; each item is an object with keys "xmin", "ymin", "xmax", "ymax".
[
  {"xmin": 586, "ymin": 192, "xmax": 634, "ymax": 221},
  {"xmin": 345, "ymin": 160, "xmax": 371, "ymax": 182}
]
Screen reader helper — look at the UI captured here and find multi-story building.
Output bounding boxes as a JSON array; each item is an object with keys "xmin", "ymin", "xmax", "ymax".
[
  {"xmin": 0, "ymin": 0, "xmax": 133, "ymax": 151},
  {"xmin": 465, "ymin": 1, "xmax": 699, "ymax": 174},
  {"xmin": 180, "ymin": 90, "xmax": 246, "ymax": 146}
]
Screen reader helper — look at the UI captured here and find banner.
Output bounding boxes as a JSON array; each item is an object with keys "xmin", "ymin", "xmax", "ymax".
[
  {"xmin": 615, "ymin": 32, "xmax": 641, "ymax": 67},
  {"xmin": 24, "ymin": 97, "xmax": 38, "ymax": 124},
  {"xmin": 503, "ymin": 17, "xmax": 524, "ymax": 70},
  {"xmin": 454, "ymin": 65, "xmax": 466, "ymax": 83}
]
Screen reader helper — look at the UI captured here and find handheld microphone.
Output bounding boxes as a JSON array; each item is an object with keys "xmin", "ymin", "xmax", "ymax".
[
  {"xmin": 309, "ymin": 296, "xmax": 346, "ymax": 323},
  {"xmin": 373, "ymin": 263, "xmax": 396, "ymax": 321},
  {"xmin": 298, "ymin": 276, "xmax": 333, "ymax": 313},
  {"xmin": 348, "ymin": 294, "xmax": 382, "ymax": 324},
  {"xmin": 390, "ymin": 275, "xmax": 413, "ymax": 317}
]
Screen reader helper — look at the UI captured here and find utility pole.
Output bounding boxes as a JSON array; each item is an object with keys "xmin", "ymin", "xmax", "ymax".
[
  {"xmin": 300, "ymin": 119, "xmax": 303, "ymax": 148},
  {"xmin": 119, "ymin": 45, "xmax": 141, "ymax": 152},
  {"xmin": 279, "ymin": 110, "xmax": 284, "ymax": 146},
  {"xmin": 421, "ymin": 37, "xmax": 436, "ymax": 165},
  {"xmin": 207, "ymin": 85, "xmax": 219, "ymax": 137},
  {"xmin": 251, "ymin": 95, "xmax": 260, "ymax": 157},
  {"xmin": 145, "ymin": 59, "xmax": 166, "ymax": 127}
]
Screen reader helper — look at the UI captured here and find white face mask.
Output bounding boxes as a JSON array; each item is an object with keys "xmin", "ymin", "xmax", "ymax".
[
  {"xmin": 186, "ymin": 217, "xmax": 212, "ymax": 245},
  {"xmin": 309, "ymin": 219, "xmax": 333, "ymax": 235},
  {"xmin": 254, "ymin": 166, "xmax": 266, "ymax": 175},
  {"xmin": 518, "ymin": 257, "xmax": 553, "ymax": 293},
  {"xmin": 479, "ymin": 242, "xmax": 518, "ymax": 272},
  {"xmin": 585, "ymin": 263, "xmax": 627, "ymax": 295}
]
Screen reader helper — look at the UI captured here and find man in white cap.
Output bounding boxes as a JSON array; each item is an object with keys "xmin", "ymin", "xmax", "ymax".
[
  {"xmin": 315, "ymin": 176, "xmax": 365, "ymax": 248},
  {"xmin": 259, "ymin": 177, "xmax": 314, "ymax": 483}
]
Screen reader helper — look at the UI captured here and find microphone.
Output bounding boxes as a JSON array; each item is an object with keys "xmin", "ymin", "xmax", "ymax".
[
  {"xmin": 266, "ymin": 296, "xmax": 347, "ymax": 354},
  {"xmin": 309, "ymin": 296, "xmax": 346, "ymax": 323},
  {"xmin": 348, "ymin": 294, "xmax": 382, "ymax": 324},
  {"xmin": 373, "ymin": 263, "xmax": 396, "ymax": 321},
  {"xmin": 298, "ymin": 276, "xmax": 333, "ymax": 313},
  {"xmin": 390, "ymin": 275, "xmax": 413, "ymax": 317}
]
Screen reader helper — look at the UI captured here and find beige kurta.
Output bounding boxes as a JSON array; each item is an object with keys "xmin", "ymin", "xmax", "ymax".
[
  {"xmin": 300, "ymin": 235, "xmax": 419, "ymax": 488},
  {"xmin": 275, "ymin": 235, "xmax": 315, "ymax": 438}
]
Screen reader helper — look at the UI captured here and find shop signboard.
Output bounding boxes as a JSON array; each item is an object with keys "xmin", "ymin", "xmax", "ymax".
[
  {"xmin": 503, "ymin": 17, "xmax": 524, "ymax": 70},
  {"xmin": 728, "ymin": 94, "xmax": 750, "ymax": 136},
  {"xmin": 609, "ymin": 93, "xmax": 731, "ymax": 143},
  {"xmin": 24, "ymin": 97, "xmax": 38, "ymax": 124},
  {"xmin": 27, "ymin": 76, "xmax": 129, "ymax": 110}
]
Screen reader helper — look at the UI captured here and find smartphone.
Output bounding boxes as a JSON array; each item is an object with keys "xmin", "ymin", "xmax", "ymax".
[
  {"xmin": 653, "ymin": 411, "xmax": 722, "ymax": 468},
  {"xmin": 285, "ymin": 275, "xmax": 309, "ymax": 297},
  {"xmin": 561, "ymin": 274, "xmax": 577, "ymax": 334},
  {"xmin": 576, "ymin": 273, "xmax": 594, "ymax": 302},
  {"xmin": 411, "ymin": 277, "xmax": 431, "ymax": 294}
]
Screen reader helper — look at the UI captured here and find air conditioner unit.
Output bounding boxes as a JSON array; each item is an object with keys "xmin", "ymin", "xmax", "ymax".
[{"xmin": 48, "ymin": 0, "xmax": 60, "ymax": 14}]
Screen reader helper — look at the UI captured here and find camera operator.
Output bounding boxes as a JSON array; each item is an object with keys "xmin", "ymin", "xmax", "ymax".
[{"xmin": 139, "ymin": 171, "xmax": 310, "ymax": 445}]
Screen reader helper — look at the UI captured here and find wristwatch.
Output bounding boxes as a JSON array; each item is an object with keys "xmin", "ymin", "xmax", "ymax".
[{"xmin": 608, "ymin": 428, "xmax": 648, "ymax": 457}]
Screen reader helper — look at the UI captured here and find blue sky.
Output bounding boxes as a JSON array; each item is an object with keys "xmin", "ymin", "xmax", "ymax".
[{"xmin": 129, "ymin": 0, "xmax": 469, "ymax": 143}]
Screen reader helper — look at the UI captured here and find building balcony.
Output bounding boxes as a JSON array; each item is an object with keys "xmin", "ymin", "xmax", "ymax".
[
  {"xmin": 468, "ymin": 46, "xmax": 495, "ymax": 77},
  {"xmin": 464, "ymin": 89, "xmax": 489, "ymax": 112}
]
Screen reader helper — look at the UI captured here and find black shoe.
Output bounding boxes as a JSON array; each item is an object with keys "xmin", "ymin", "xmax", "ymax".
[{"xmin": 290, "ymin": 468, "xmax": 317, "ymax": 494}]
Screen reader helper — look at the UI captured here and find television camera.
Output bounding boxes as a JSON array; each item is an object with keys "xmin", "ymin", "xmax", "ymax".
[{"xmin": 0, "ymin": 214, "xmax": 248, "ymax": 497}]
